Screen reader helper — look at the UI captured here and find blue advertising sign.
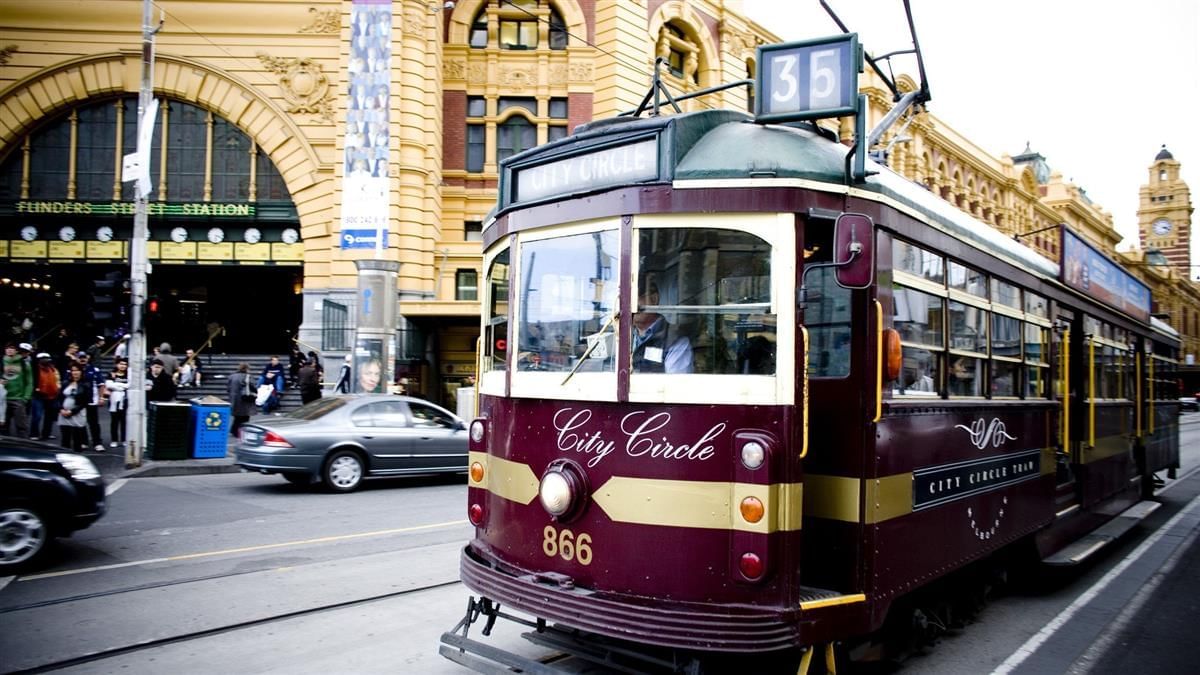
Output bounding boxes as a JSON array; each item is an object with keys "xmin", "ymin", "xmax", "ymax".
[
  {"xmin": 1060, "ymin": 226, "xmax": 1151, "ymax": 323},
  {"xmin": 341, "ymin": 229, "xmax": 387, "ymax": 250},
  {"xmin": 755, "ymin": 34, "xmax": 861, "ymax": 123}
]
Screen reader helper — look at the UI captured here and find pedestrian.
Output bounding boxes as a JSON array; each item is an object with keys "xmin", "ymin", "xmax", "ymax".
[
  {"xmin": 85, "ymin": 335, "xmax": 106, "ymax": 363},
  {"xmin": 177, "ymin": 348, "xmax": 203, "ymax": 388},
  {"xmin": 146, "ymin": 358, "xmax": 177, "ymax": 402},
  {"xmin": 156, "ymin": 343, "xmax": 179, "ymax": 381},
  {"xmin": 335, "ymin": 354, "xmax": 352, "ymax": 393},
  {"xmin": 3, "ymin": 342, "xmax": 33, "ymax": 438},
  {"xmin": 260, "ymin": 355, "xmax": 286, "ymax": 395},
  {"xmin": 288, "ymin": 345, "xmax": 304, "ymax": 388},
  {"xmin": 56, "ymin": 342, "xmax": 80, "ymax": 380},
  {"xmin": 105, "ymin": 357, "xmax": 130, "ymax": 448},
  {"xmin": 58, "ymin": 363, "xmax": 93, "ymax": 453},
  {"xmin": 227, "ymin": 362, "xmax": 255, "ymax": 436},
  {"xmin": 114, "ymin": 334, "xmax": 130, "ymax": 360},
  {"xmin": 77, "ymin": 353, "xmax": 106, "ymax": 450},
  {"xmin": 307, "ymin": 350, "xmax": 323, "ymax": 384},
  {"xmin": 298, "ymin": 358, "xmax": 322, "ymax": 405},
  {"xmin": 30, "ymin": 352, "xmax": 60, "ymax": 440}
]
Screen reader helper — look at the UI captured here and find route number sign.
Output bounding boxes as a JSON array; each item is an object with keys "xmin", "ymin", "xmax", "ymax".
[{"xmin": 755, "ymin": 34, "xmax": 860, "ymax": 123}]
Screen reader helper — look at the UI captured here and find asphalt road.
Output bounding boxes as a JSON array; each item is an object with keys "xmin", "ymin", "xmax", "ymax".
[{"xmin": 2, "ymin": 416, "xmax": 1198, "ymax": 674}]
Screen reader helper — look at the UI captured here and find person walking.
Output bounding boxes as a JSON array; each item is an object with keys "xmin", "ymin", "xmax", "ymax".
[
  {"xmin": 307, "ymin": 350, "xmax": 323, "ymax": 386},
  {"xmin": 105, "ymin": 358, "xmax": 130, "ymax": 448},
  {"xmin": 3, "ymin": 342, "xmax": 32, "ymax": 438},
  {"xmin": 58, "ymin": 363, "xmax": 93, "ymax": 453},
  {"xmin": 146, "ymin": 359, "xmax": 178, "ymax": 402},
  {"xmin": 77, "ymin": 353, "xmax": 106, "ymax": 450},
  {"xmin": 227, "ymin": 362, "xmax": 255, "ymax": 436},
  {"xmin": 288, "ymin": 345, "xmax": 304, "ymax": 389},
  {"xmin": 297, "ymin": 358, "xmax": 322, "ymax": 405},
  {"xmin": 114, "ymin": 334, "xmax": 130, "ymax": 360},
  {"xmin": 156, "ymin": 343, "xmax": 179, "ymax": 382},
  {"xmin": 85, "ymin": 335, "xmax": 106, "ymax": 363},
  {"xmin": 335, "ymin": 354, "xmax": 352, "ymax": 393},
  {"xmin": 30, "ymin": 352, "xmax": 60, "ymax": 440}
]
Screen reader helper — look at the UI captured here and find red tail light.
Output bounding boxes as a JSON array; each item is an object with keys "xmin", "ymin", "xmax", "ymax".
[{"xmin": 262, "ymin": 430, "xmax": 293, "ymax": 448}]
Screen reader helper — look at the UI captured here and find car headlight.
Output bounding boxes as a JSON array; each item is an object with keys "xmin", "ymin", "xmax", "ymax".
[{"xmin": 57, "ymin": 453, "xmax": 101, "ymax": 481}]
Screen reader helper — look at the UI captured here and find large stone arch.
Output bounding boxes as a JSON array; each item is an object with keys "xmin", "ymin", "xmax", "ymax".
[
  {"xmin": 648, "ymin": 1, "xmax": 722, "ymax": 87},
  {"xmin": 0, "ymin": 51, "xmax": 327, "ymax": 250},
  {"xmin": 447, "ymin": 0, "xmax": 588, "ymax": 46}
]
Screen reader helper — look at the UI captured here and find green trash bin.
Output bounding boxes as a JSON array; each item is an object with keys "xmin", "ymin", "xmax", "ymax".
[{"xmin": 148, "ymin": 402, "xmax": 191, "ymax": 460}]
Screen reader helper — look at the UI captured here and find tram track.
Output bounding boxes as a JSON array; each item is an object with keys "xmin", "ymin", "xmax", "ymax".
[{"xmin": 5, "ymin": 577, "xmax": 464, "ymax": 674}]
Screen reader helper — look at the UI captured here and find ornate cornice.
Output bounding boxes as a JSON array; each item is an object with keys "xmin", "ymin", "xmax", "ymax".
[
  {"xmin": 298, "ymin": 7, "xmax": 340, "ymax": 34},
  {"xmin": 256, "ymin": 52, "xmax": 334, "ymax": 122}
]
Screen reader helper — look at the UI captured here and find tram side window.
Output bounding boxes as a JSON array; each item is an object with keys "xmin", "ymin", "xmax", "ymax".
[
  {"xmin": 948, "ymin": 300, "xmax": 987, "ymax": 397},
  {"xmin": 634, "ymin": 228, "xmax": 774, "ymax": 375},
  {"xmin": 894, "ymin": 285, "xmax": 943, "ymax": 395},
  {"xmin": 991, "ymin": 313, "xmax": 1021, "ymax": 397},
  {"xmin": 806, "ymin": 224, "xmax": 851, "ymax": 378},
  {"xmin": 484, "ymin": 249, "xmax": 510, "ymax": 372},
  {"xmin": 1025, "ymin": 323, "xmax": 1050, "ymax": 398},
  {"xmin": 518, "ymin": 230, "xmax": 619, "ymax": 372}
]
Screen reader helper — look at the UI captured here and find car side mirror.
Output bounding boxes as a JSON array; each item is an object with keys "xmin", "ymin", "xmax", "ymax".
[{"xmin": 833, "ymin": 213, "xmax": 874, "ymax": 289}]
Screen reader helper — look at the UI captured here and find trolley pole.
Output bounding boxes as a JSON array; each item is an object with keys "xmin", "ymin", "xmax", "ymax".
[{"xmin": 124, "ymin": 0, "xmax": 161, "ymax": 468}]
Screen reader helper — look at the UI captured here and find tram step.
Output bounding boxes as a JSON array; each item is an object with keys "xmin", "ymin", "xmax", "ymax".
[
  {"xmin": 1043, "ymin": 500, "xmax": 1162, "ymax": 566},
  {"xmin": 797, "ymin": 585, "xmax": 866, "ymax": 611}
]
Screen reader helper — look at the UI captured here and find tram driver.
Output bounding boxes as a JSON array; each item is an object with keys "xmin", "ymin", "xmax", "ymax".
[{"xmin": 632, "ymin": 277, "xmax": 693, "ymax": 374}]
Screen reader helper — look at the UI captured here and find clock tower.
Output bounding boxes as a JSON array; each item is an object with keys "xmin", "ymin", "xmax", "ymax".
[{"xmin": 1138, "ymin": 145, "xmax": 1194, "ymax": 272}]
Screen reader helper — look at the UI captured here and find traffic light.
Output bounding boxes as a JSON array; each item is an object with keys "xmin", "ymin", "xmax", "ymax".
[
  {"xmin": 148, "ymin": 297, "xmax": 159, "ymax": 314},
  {"xmin": 91, "ymin": 270, "xmax": 125, "ymax": 325}
]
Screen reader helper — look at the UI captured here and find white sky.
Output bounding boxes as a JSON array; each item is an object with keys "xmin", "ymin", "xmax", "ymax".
[{"xmin": 743, "ymin": 0, "xmax": 1200, "ymax": 260}]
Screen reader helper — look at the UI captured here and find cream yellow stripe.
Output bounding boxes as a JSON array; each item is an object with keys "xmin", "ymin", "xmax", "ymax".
[
  {"xmin": 469, "ymin": 450, "xmax": 539, "ymax": 505},
  {"xmin": 800, "ymin": 593, "xmax": 866, "ymax": 611},
  {"xmin": 593, "ymin": 477, "xmax": 802, "ymax": 533},
  {"xmin": 803, "ymin": 474, "xmax": 861, "ymax": 522}
]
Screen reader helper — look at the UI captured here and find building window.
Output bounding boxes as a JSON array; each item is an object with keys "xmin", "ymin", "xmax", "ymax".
[
  {"xmin": 75, "ymin": 102, "xmax": 118, "ymax": 201},
  {"xmin": 467, "ymin": 96, "xmax": 487, "ymax": 117},
  {"xmin": 497, "ymin": 116, "xmax": 535, "ymax": 163},
  {"xmin": 548, "ymin": 126, "xmax": 568, "ymax": 143},
  {"xmin": 466, "ymin": 124, "xmax": 485, "ymax": 173},
  {"xmin": 549, "ymin": 8, "xmax": 568, "ymax": 50},
  {"xmin": 548, "ymin": 98, "xmax": 568, "ymax": 119},
  {"xmin": 469, "ymin": 10, "xmax": 488, "ymax": 48},
  {"xmin": 212, "ymin": 117, "xmax": 251, "ymax": 201},
  {"xmin": 499, "ymin": 97, "xmax": 537, "ymax": 115},
  {"xmin": 456, "ymin": 269, "xmax": 479, "ymax": 301},
  {"xmin": 28, "ymin": 116, "xmax": 71, "ymax": 199},
  {"xmin": 165, "ymin": 101, "xmax": 207, "ymax": 201},
  {"xmin": 499, "ymin": 19, "xmax": 537, "ymax": 49},
  {"xmin": 465, "ymin": 220, "xmax": 483, "ymax": 242}
]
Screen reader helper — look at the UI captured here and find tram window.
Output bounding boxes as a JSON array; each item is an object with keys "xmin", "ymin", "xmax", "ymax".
[
  {"xmin": 1026, "ymin": 365, "xmax": 1048, "ymax": 398},
  {"xmin": 950, "ymin": 356, "xmax": 985, "ymax": 397},
  {"xmin": 893, "ymin": 240, "xmax": 944, "ymax": 284},
  {"xmin": 991, "ymin": 280, "xmax": 1020, "ymax": 310},
  {"xmin": 1025, "ymin": 292, "xmax": 1048, "ymax": 318},
  {"xmin": 894, "ymin": 286, "xmax": 944, "ymax": 347},
  {"xmin": 949, "ymin": 301, "xmax": 988, "ymax": 353},
  {"xmin": 992, "ymin": 315, "xmax": 1021, "ymax": 360},
  {"xmin": 898, "ymin": 347, "xmax": 939, "ymax": 396},
  {"xmin": 634, "ymin": 228, "xmax": 774, "ymax": 375},
  {"xmin": 948, "ymin": 262, "xmax": 987, "ymax": 297},
  {"xmin": 992, "ymin": 360, "xmax": 1019, "ymax": 397},
  {"xmin": 1024, "ymin": 324, "xmax": 1048, "ymax": 362},
  {"xmin": 484, "ymin": 249, "xmax": 510, "ymax": 373},
  {"xmin": 518, "ymin": 231, "xmax": 618, "ymax": 373},
  {"xmin": 808, "ymin": 268, "xmax": 851, "ymax": 378}
]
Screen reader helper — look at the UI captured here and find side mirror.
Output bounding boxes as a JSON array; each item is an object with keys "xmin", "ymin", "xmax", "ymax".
[{"xmin": 834, "ymin": 213, "xmax": 875, "ymax": 289}]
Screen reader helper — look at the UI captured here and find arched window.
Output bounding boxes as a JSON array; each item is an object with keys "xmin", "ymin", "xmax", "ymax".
[
  {"xmin": 469, "ymin": 7, "xmax": 488, "ymax": 48},
  {"xmin": 497, "ymin": 115, "xmax": 535, "ymax": 163},
  {"xmin": 549, "ymin": 7, "xmax": 568, "ymax": 50}
]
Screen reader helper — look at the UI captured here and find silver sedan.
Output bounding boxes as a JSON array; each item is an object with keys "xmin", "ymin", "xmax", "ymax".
[{"xmin": 235, "ymin": 395, "xmax": 468, "ymax": 492}]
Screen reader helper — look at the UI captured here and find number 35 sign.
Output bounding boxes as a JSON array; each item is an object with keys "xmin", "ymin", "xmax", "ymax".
[{"xmin": 755, "ymin": 34, "xmax": 861, "ymax": 123}]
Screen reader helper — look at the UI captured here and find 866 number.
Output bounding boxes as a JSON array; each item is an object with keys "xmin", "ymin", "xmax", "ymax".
[{"xmin": 543, "ymin": 525, "xmax": 593, "ymax": 566}]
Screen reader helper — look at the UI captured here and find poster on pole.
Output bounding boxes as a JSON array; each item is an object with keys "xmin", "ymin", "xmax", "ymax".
[
  {"xmin": 354, "ymin": 337, "xmax": 385, "ymax": 393},
  {"xmin": 341, "ymin": 0, "xmax": 391, "ymax": 252}
]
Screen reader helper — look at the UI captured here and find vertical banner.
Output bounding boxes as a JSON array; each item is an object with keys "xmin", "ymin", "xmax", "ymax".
[
  {"xmin": 355, "ymin": 337, "xmax": 385, "ymax": 393},
  {"xmin": 341, "ymin": 0, "xmax": 392, "ymax": 252}
]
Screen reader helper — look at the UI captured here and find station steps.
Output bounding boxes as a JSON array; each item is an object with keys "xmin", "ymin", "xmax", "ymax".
[{"xmin": 96, "ymin": 353, "xmax": 322, "ymax": 411}]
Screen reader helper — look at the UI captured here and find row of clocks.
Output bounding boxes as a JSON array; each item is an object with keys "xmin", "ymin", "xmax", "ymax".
[{"xmin": 17, "ymin": 226, "xmax": 299, "ymax": 244}]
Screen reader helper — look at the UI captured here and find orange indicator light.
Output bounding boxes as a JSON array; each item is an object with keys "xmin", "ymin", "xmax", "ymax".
[
  {"xmin": 740, "ymin": 496, "xmax": 765, "ymax": 523},
  {"xmin": 470, "ymin": 462, "xmax": 485, "ymax": 483}
]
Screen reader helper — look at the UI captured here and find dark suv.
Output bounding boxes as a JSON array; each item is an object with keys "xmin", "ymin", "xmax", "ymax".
[{"xmin": 1, "ymin": 436, "xmax": 107, "ymax": 573}]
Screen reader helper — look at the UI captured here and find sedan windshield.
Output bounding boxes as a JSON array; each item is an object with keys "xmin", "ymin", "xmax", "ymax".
[{"xmin": 284, "ymin": 397, "xmax": 348, "ymax": 420}]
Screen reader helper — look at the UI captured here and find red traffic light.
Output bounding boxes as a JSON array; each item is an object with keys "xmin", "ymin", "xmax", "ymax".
[{"xmin": 148, "ymin": 299, "xmax": 159, "ymax": 313}]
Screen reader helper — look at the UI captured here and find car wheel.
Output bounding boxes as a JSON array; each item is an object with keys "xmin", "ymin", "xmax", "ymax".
[
  {"xmin": 282, "ymin": 472, "xmax": 314, "ymax": 486},
  {"xmin": 0, "ymin": 505, "xmax": 50, "ymax": 573},
  {"xmin": 323, "ymin": 450, "xmax": 365, "ymax": 493}
]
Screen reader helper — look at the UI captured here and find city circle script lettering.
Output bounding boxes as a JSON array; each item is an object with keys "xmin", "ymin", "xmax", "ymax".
[
  {"xmin": 516, "ymin": 139, "xmax": 658, "ymax": 203},
  {"xmin": 552, "ymin": 407, "xmax": 725, "ymax": 468}
]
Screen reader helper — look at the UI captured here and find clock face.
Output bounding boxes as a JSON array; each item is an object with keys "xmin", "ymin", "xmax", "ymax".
[
  {"xmin": 243, "ymin": 227, "xmax": 262, "ymax": 244},
  {"xmin": 207, "ymin": 227, "xmax": 225, "ymax": 244},
  {"xmin": 59, "ymin": 226, "xmax": 76, "ymax": 242},
  {"xmin": 1153, "ymin": 218, "xmax": 1172, "ymax": 236},
  {"xmin": 96, "ymin": 226, "xmax": 114, "ymax": 243},
  {"xmin": 20, "ymin": 226, "xmax": 37, "ymax": 242},
  {"xmin": 281, "ymin": 228, "xmax": 299, "ymax": 244},
  {"xmin": 170, "ymin": 227, "xmax": 189, "ymax": 243}
]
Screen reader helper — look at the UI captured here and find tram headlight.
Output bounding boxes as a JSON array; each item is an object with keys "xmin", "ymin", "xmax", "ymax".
[
  {"xmin": 539, "ymin": 471, "xmax": 573, "ymax": 517},
  {"xmin": 470, "ymin": 419, "xmax": 486, "ymax": 444},
  {"xmin": 741, "ymin": 441, "xmax": 766, "ymax": 470}
]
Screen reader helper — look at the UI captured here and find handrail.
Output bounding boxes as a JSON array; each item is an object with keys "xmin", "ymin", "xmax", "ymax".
[
  {"xmin": 181, "ymin": 324, "xmax": 225, "ymax": 367},
  {"xmin": 1088, "ymin": 337, "xmax": 1096, "ymax": 448},
  {"xmin": 1062, "ymin": 328, "xmax": 1070, "ymax": 456},
  {"xmin": 874, "ymin": 300, "xmax": 883, "ymax": 423},
  {"xmin": 292, "ymin": 336, "xmax": 323, "ymax": 360},
  {"xmin": 1136, "ymin": 352, "xmax": 1142, "ymax": 437},
  {"xmin": 800, "ymin": 325, "xmax": 809, "ymax": 459}
]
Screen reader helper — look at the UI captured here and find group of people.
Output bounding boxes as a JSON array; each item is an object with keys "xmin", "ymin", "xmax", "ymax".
[
  {"xmin": 223, "ymin": 351, "xmax": 325, "ymax": 436},
  {"xmin": 2, "ymin": 338, "xmax": 132, "ymax": 452}
]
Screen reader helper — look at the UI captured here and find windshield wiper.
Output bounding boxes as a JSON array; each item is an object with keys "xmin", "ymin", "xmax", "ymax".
[{"xmin": 561, "ymin": 312, "xmax": 618, "ymax": 386}]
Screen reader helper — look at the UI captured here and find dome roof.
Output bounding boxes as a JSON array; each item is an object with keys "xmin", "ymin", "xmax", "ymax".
[{"xmin": 1155, "ymin": 144, "xmax": 1174, "ymax": 161}]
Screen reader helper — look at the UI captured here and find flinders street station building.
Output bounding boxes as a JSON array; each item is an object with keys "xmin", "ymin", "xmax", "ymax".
[{"xmin": 0, "ymin": 0, "xmax": 1194, "ymax": 407}]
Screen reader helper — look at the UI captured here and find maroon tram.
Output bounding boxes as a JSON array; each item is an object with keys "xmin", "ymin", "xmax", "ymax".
[{"xmin": 440, "ymin": 33, "xmax": 1180, "ymax": 674}]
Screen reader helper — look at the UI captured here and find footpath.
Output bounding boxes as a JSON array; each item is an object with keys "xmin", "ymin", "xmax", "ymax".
[{"xmin": 85, "ymin": 436, "xmax": 241, "ymax": 480}]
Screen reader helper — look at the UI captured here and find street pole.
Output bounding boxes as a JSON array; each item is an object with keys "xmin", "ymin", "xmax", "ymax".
[{"xmin": 125, "ymin": 0, "xmax": 160, "ymax": 468}]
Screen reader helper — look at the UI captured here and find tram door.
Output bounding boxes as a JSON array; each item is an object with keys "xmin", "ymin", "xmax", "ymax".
[{"xmin": 1054, "ymin": 308, "xmax": 1080, "ymax": 509}]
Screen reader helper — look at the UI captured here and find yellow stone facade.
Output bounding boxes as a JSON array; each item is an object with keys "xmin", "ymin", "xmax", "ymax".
[{"xmin": 2, "ymin": 0, "xmax": 1195, "ymax": 400}]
